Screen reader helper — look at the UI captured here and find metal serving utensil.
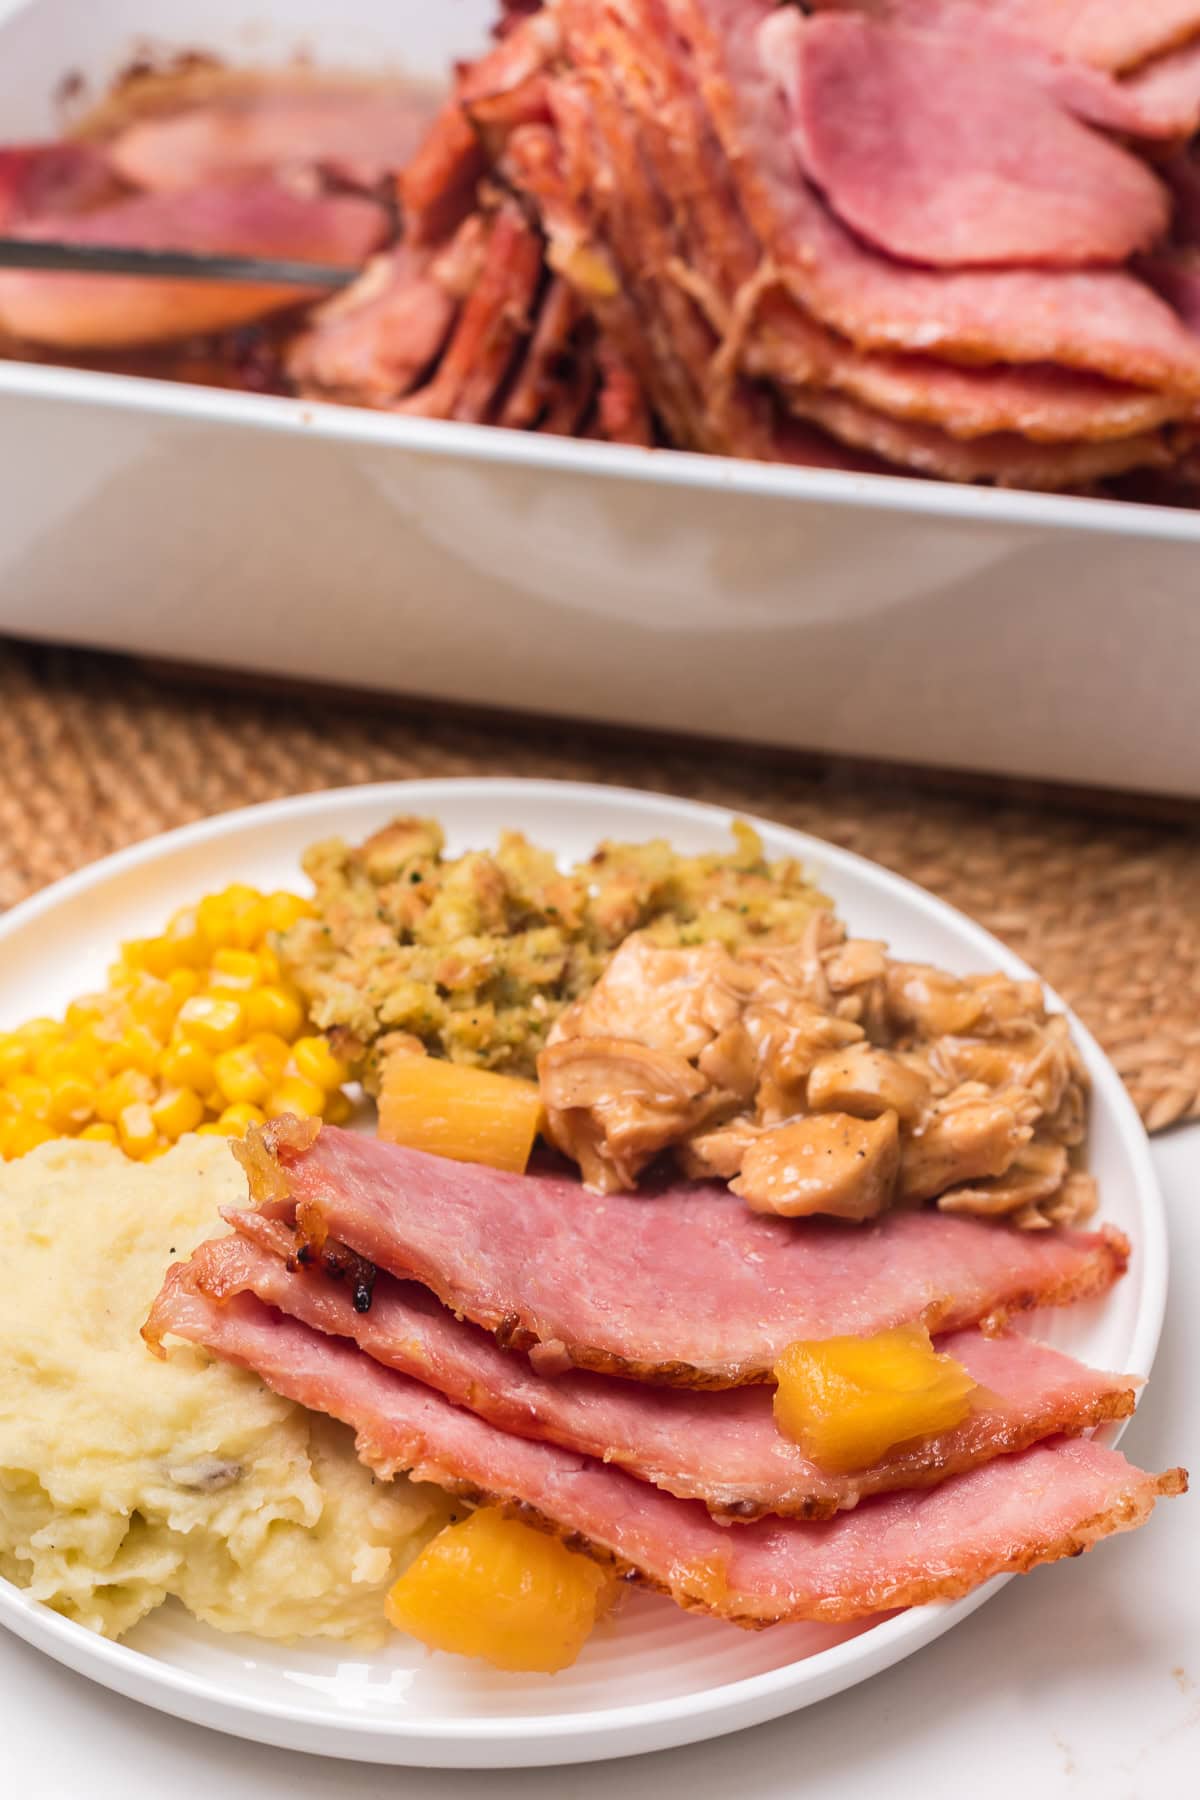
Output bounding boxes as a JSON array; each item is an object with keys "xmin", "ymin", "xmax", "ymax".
[{"xmin": 0, "ymin": 237, "xmax": 360, "ymax": 287}]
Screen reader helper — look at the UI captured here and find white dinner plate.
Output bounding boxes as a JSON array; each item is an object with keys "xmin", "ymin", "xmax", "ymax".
[{"xmin": 0, "ymin": 778, "xmax": 1168, "ymax": 1768}]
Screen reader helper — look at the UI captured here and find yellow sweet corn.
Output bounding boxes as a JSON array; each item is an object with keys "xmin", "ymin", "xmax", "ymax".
[
  {"xmin": 213, "ymin": 1044, "xmax": 272, "ymax": 1107},
  {"xmin": 244, "ymin": 984, "xmax": 304, "ymax": 1040},
  {"xmin": 176, "ymin": 994, "xmax": 246, "ymax": 1052},
  {"xmin": 7, "ymin": 1074, "xmax": 51, "ymax": 1118},
  {"xmin": 117, "ymin": 1102, "xmax": 158, "ymax": 1159},
  {"xmin": 47, "ymin": 1075, "xmax": 95, "ymax": 1133},
  {"xmin": 2, "ymin": 1116, "xmax": 55, "ymax": 1157},
  {"xmin": 292, "ymin": 1035, "xmax": 350, "ymax": 1093},
  {"xmin": 215, "ymin": 1101, "xmax": 266, "ymax": 1135},
  {"xmin": 150, "ymin": 1086, "xmax": 206, "ymax": 1141},
  {"xmin": 79, "ymin": 1121, "xmax": 119, "ymax": 1145},
  {"xmin": 264, "ymin": 1075, "xmax": 326, "ymax": 1120},
  {"xmin": 0, "ymin": 882, "xmax": 352, "ymax": 1161}
]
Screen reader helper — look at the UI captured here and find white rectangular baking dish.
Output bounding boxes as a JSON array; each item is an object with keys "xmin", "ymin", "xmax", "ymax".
[{"xmin": 1, "ymin": 0, "xmax": 1199, "ymax": 798}]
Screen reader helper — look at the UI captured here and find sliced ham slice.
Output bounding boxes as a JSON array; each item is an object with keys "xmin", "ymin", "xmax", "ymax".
[
  {"xmin": 803, "ymin": 1, "xmax": 1200, "ymax": 136},
  {"xmin": 144, "ymin": 1284, "xmax": 1185, "ymax": 1627},
  {"xmin": 397, "ymin": 200, "xmax": 545, "ymax": 423},
  {"xmin": 783, "ymin": 387, "xmax": 1169, "ymax": 485},
  {"xmin": 1122, "ymin": 34, "xmax": 1200, "ymax": 137},
  {"xmin": 807, "ymin": 2, "xmax": 1200, "ymax": 74},
  {"xmin": 188, "ymin": 1220, "xmax": 1138, "ymax": 1520},
  {"xmin": 286, "ymin": 244, "xmax": 457, "ymax": 406},
  {"xmin": 233, "ymin": 1121, "xmax": 1129, "ymax": 1387},
  {"xmin": 0, "ymin": 180, "xmax": 386, "ymax": 349},
  {"xmin": 787, "ymin": 17, "xmax": 1169, "ymax": 269},
  {"xmin": 543, "ymin": 1, "xmax": 1188, "ymax": 459},
  {"xmin": 106, "ymin": 90, "xmax": 437, "ymax": 194},
  {"xmin": 665, "ymin": 0, "xmax": 1200, "ymax": 394},
  {"xmin": 0, "ymin": 142, "xmax": 120, "ymax": 230},
  {"xmin": 498, "ymin": 273, "xmax": 585, "ymax": 429},
  {"xmin": 1140, "ymin": 251, "xmax": 1200, "ymax": 334},
  {"xmin": 400, "ymin": 11, "xmax": 560, "ymax": 245}
]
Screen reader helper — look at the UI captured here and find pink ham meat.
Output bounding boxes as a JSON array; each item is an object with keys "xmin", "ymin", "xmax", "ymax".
[
  {"xmin": 1122, "ymin": 34, "xmax": 1200, "ymax": 137},
  {"xmin": 233, "ymin": 1122, "xmax": 1129, "ymax": 1387},
  {"xmin": 667, "ymin": 0, "xmax": 1200, "ymax": 395},
  {"xmin": 0, "ymin": 142, "xmax": 120, "ymax": 229},
  {"xmin": 787, "ymin": 17, "xmax": 1169, "ymax": 269},
  {"xmin": 143, "ymin": 1283, "xmax": 1185, "ymax": 1626},
  {"xmin": 106, "ymin": 90, "xmax": 437, "ymax": 194},
  {"xmin": 0, "ymin": 179, "xmax": 386, "ymax": 348},
  {"xmin": 803, "ymin": 1, "xmax": 1200, "ymax": 137},
  {"xmin": 191, "ymin": 1220, "xmax": 1138, "ymax": 1520},
  {"xmin": 400, "ymin": 10, "xmax": 560, "ymax": 245},
  {"xmin": 807, "ymin": 2, "xmax": 1200, "ymax": 73},
  {"xmin": 285, "ymin": 244, "xmax": 458, "ymax": 406},
  {"xmin": 543, "ymin": 0, "xmax": 1186, "ymax": 473}
]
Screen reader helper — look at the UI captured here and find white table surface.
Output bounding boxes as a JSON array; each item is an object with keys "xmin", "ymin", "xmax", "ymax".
[{"xmin": 2, "ymin": 1125, "xmax": 1196, "ymax": 1800}]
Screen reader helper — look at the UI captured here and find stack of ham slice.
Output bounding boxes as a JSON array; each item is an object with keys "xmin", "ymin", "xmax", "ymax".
[
  {"xmin": 144, "ymin": 1121, "xmax": 1184, "ymax": 1631},
  {"xmin": 284, "ymin": 0, "xmax": 1200, "ymax": 483}
]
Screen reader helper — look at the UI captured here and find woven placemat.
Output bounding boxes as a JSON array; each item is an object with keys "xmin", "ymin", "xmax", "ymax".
[{"xmin": 1, "ymin": 636, "xmax": 1197, "ymax": 1133}]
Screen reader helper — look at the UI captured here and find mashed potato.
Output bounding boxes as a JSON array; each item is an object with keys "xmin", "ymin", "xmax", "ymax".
[{"xmin": 0, "ymin": 1136, "xmax": 448, "ymax": 1642}]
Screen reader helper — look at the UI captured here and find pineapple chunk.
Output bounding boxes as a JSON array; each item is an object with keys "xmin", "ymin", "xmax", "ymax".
[
  {"xmin": 386, "ymin": 1507, "xmax": 616, "ymax": 1673},
  {"xmin": 773, "ymin": 1324, "xmax": 977, "ymax": 1473},
  {"xmin": 378, "ymin": 1050, "xmax": 543, "ymax": 1173}
]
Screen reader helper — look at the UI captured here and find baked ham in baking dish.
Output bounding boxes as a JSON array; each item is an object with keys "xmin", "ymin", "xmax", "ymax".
[
  {"xmin": 169, "ymin": 1218, "xmax": 1139, "ymax": 1521},
  {"xmin": 10, "ymin": 1, "xmax": 1200, "ymax": 487},
  {"xmin": 285, "ymin": 0, "xmax": 1200, "ymax": 486},
  {"xmin": 144, "ymin": 1279, "xmax": 1184, "ymax": 1627},
  {"xmin": 229, "ymin": 1120, "xmax": 1129, "ymax": 1386}
]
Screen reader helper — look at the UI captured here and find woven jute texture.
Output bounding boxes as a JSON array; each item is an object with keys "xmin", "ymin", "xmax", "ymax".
[{"xmin": 1, "ymin": 636, "xmax": 1197, "ymax": 1133}]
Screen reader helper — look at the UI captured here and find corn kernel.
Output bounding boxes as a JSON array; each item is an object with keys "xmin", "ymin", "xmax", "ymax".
[
  {"xmin": 292, "ymin": 1035, "xmax": 350, "ymax": 1092},
  {"xmin": 150, "ymin": 1086, "xmax": 206, "ymax": 1141},
  {"xmin": 108, "ymin": 1023, "xmax": 163, "ymax": 1076},
  {"xmin": 213, "ymin": 1044, "xmax": 272, "ymax": 1107},
  {"xmin": 322, "ymin": 1089, "xmax": 352, "ymax": 1126},
  {"xmin": 177, "ymin": 994, "xmax": 245, "ymax": 1052},
  {"xmin": 160, "ymin": 1038, "xmax": 215, "ymax": 1095},
  {"xmin": 264, "ymin": 891, "xmax": 313, "ymax": 933},
  {"xmin": 194, "ymin": 1122, "xmax": 226, "ymax": 1138},
  {"xmin": 166, "ymin": 967, "xmax": 202, "ymax": 1005},
  {"xmin": 161, "ymin": 907, "xmax": 206, "ymax": 968},
  {"xmin": 117, "ymin": 1102, "xmax": 158, "ymax": 1158},
  {"xmin": 198, "ymin": 887, "xmax": 265, "ymax": 952},
  {"xmin": 16, "ymin": 1017, "xmax": 63, "ymax": 1050},
  {"xmin": 61, "ymin": 1032, "xmax": 111, "ymax": 1083},
  {"xmin": 264, "ymin": 1076, "xmax": 326, "ymax": 1120},
  {"xmin": 47, "ymin": 1075, "xmax": 95, "ymax": 1133},
  {"xmin": 64, "ymin": 997, "xmax": 105, "ymax": 1032},
  {"xmin": 32, "ymin": 1043, "xmax": 72, "ymax": 1082},
  {"xmin": 0, "ymin": 1034, "xmax": 30, "ymax": 1081},
  {"xmin": 95, "ymin": 1069, "xmax": 155, "ymax": 1124},
  {"xmin": 215, "ymin": 1101, "xmax": 266, "ymax": 1135},
  {"xmin": 7, "ymin": 1074, "xmax": 51, "ymax": 1118},
  {"xmin": 3, "ymin": 1115, "xmax": 55, "ymax": 1157},
  {"xmin": 256, "ymin": 946, "xmax": 282, "ymax": 983},
  {"xmin": 246, "ymin": 1033, "xmax": 292, "ymax": 1077},
  {"xmin": 79, "ymin": 1121, "xmax": 119, "ymax": 1145},
  {"xmin": 244, "ymin": 985, "xmax": 304, "ymax": 1041},
  {"xmin": 127, "ymin": 977, "xmax": 180, "ymax": 1041},
  {"xmin": 211, "ymin": 948, "xmax": 263, "ymax": 989}
]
